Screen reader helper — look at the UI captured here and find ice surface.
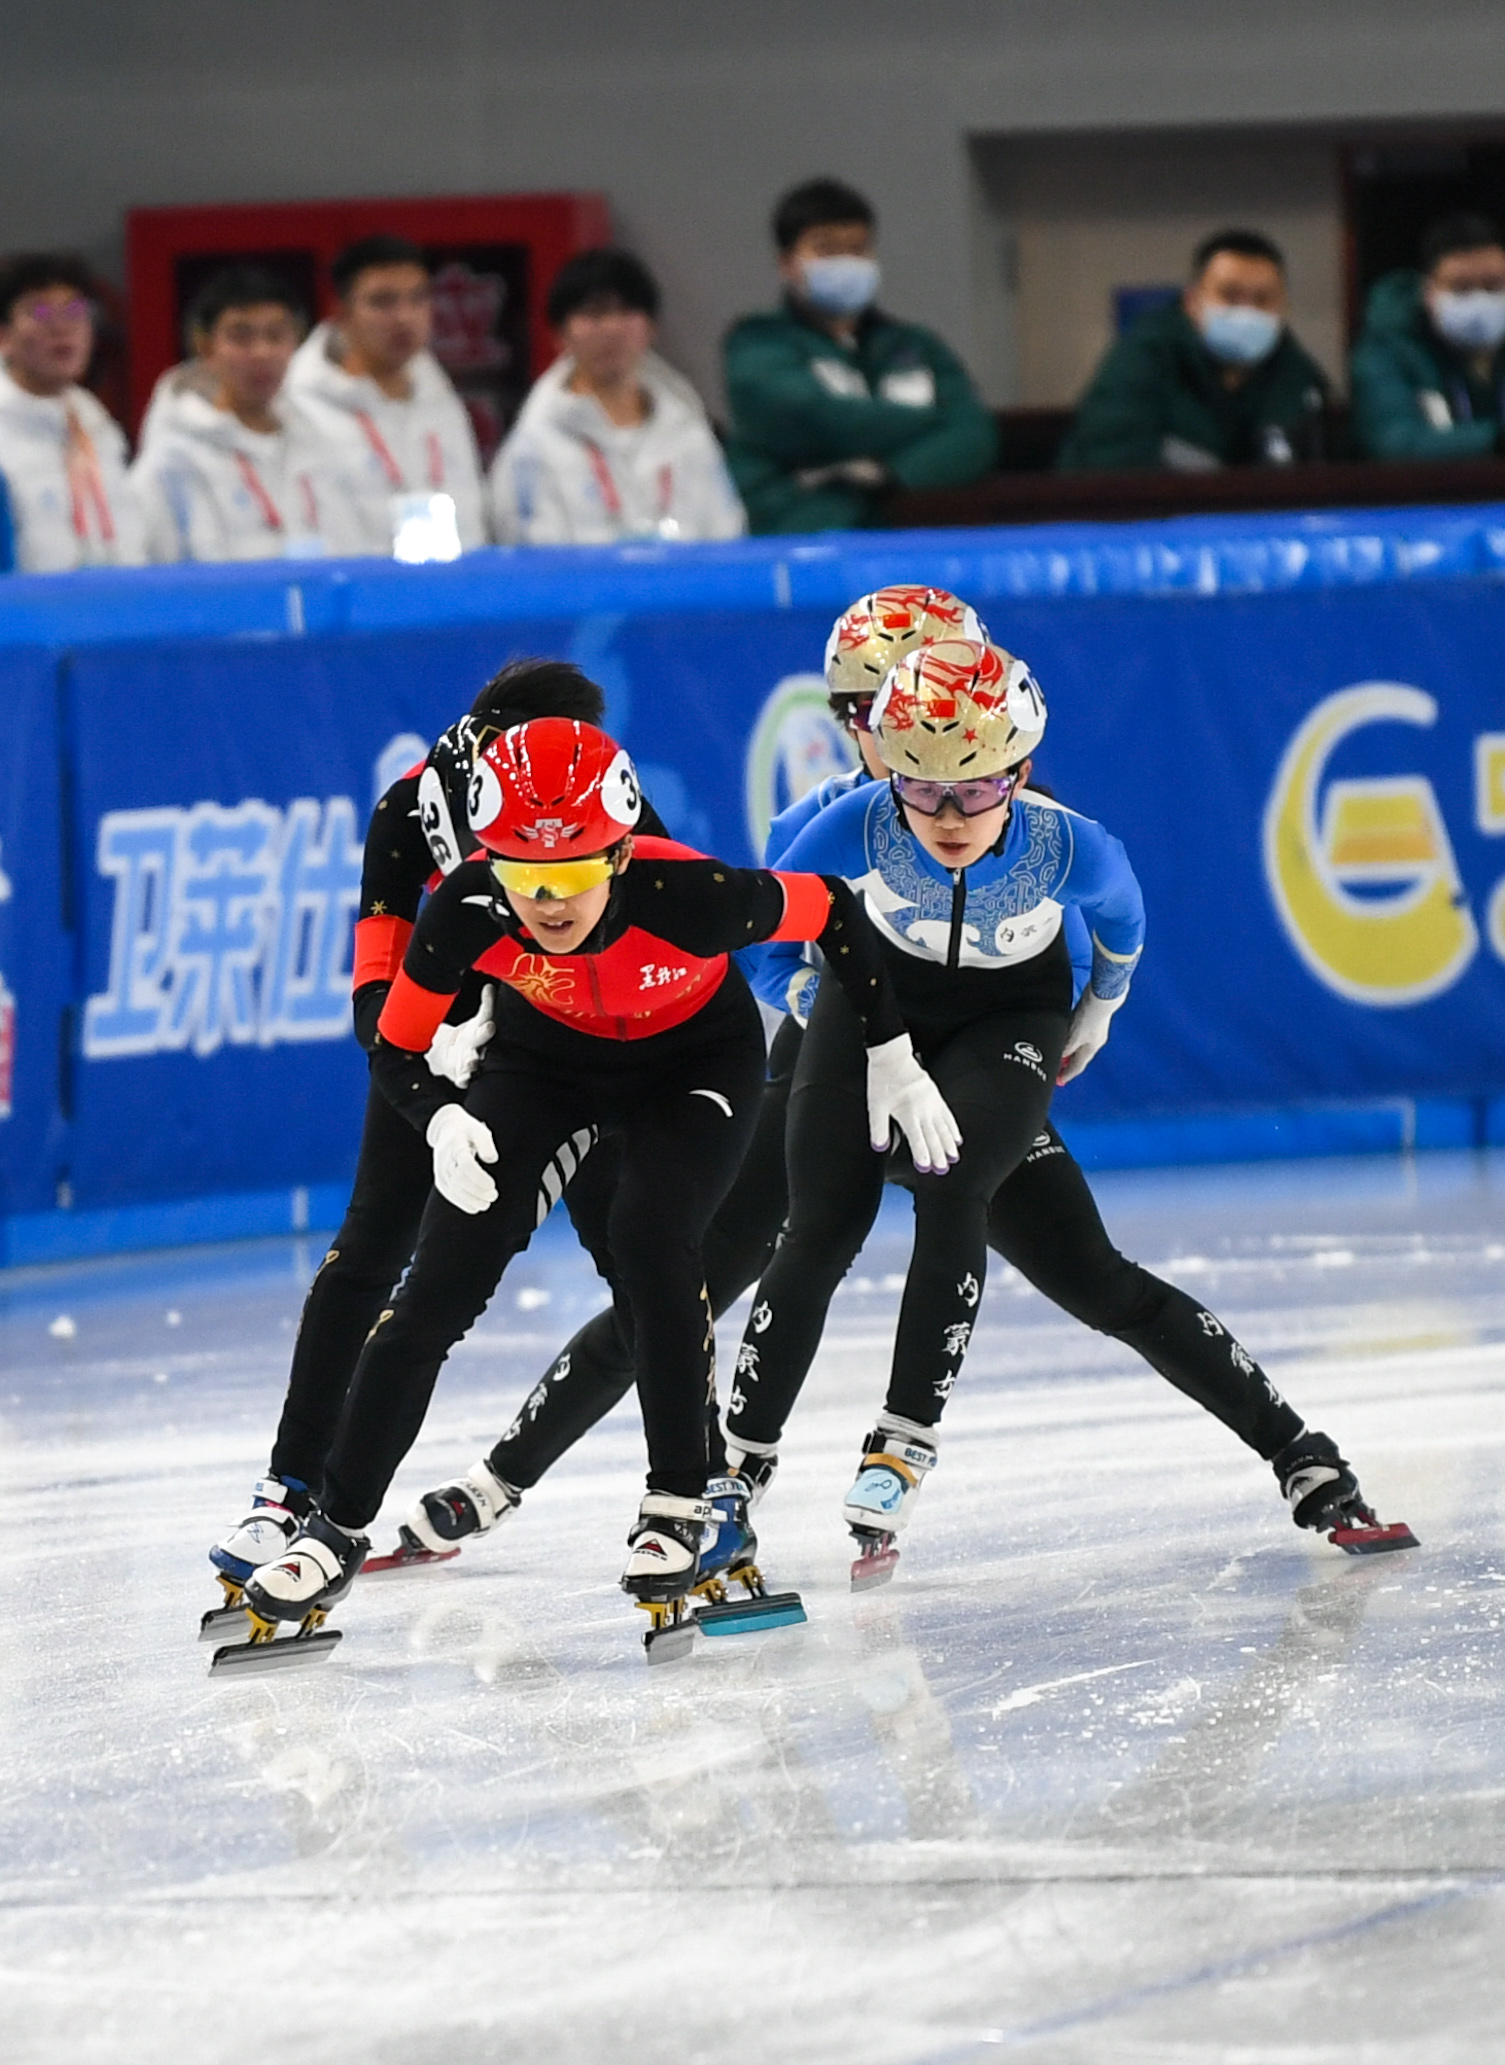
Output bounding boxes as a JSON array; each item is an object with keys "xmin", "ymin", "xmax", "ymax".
[{"xmin": 2, "ymin": 1151, "xmax": 1505, "ymax": 2063}]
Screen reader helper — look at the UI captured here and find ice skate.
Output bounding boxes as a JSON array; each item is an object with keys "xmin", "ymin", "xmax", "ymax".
[
  {"xmin": 621, "ymin": 1491, "xmax": 712, "ymax": 1663},
  {"xmin": 211, "ymin": 1512, "xmax": 368, "ymax": 1675},
  {"xmin": 1272, "ymin": 1430, "xmax": 1418, "ymax": 1556},
  {"xmin": 366, "ymin": 1457, "xmax": 522, "ymax": 1573},
  {"xmin": 844, "ymin": 1420, "xmax": 937, "ymax": 1590},
  {"xmin": 723, "ymin": 1437, "xmax": 780, "ymax": 1508},
  {"xmin": 200, "ymin": 1474, "xmax": 313, "ymax": 1641},
  {"xmin": 692, "ymin": 1473, "xmax": 806, "ymax": 1639}
]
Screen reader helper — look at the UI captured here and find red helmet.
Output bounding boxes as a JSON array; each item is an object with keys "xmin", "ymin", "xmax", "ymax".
[{"xmin": 468, "ymin": 718, "xmax": 642, "ymax": 858}]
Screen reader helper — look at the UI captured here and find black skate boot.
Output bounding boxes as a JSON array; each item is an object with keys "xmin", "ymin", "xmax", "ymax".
[
  {"xmin": 211, "ymin": 1512, "xmax": 369, "ymax": 1675},
  {"xmin": 621, "ymin": 1491, "xmax": 711, "ymax": 1664},
  {"xmin": 366, "ymin": 1457, "xmax": 521, "ymax": 1572},
  {"xmin": 1272, "ymin": 1430, "xmax": 1418, "ymax": 1555}
]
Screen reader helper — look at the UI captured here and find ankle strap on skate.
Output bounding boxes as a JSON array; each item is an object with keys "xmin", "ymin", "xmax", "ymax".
[{"xmin": 861, "ymin": 1433, "xmax": 937, "ymax": 1485}]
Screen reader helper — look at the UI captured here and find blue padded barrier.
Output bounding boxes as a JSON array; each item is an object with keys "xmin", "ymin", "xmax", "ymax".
[{"xmin": 0, "ymin": 501, "xmax": 1501, "ymax": 1261}]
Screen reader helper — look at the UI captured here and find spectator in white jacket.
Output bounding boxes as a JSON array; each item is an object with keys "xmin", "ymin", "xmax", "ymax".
[
  {"xmin": 0, "ymin": 252, "xmax": 145, "ymax": 572},
  {"xmin": 492, "ymin": 248, "xmax": 746, "ymax": 545},
  {"xmin": 132, "ymin": 266, "xmax": 362, "ymax": 564},
  {"xmin": 286, "ymin": 234, "xmax": 486, "ymax": 558}
]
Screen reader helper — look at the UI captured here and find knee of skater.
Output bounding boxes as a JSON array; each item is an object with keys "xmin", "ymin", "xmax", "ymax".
[
  {"xmin": 1102, "ymin": 1274, "xmax": 1171, "ymax": 1341},
  {"xmin": 321, "ymin": 1229, "xmax": 422, "ymax": 1289}
]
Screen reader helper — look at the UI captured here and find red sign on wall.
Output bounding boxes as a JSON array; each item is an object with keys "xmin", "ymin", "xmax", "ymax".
[{"xmin": 126, "ymin": 191, "xmax": 610, "ymax": 460}]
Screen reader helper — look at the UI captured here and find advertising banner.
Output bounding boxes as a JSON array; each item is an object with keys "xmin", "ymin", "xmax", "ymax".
[
  {"xmin": 0, "ymin": 650, "xmax": 66, "ymax": 1215},
  {"xmin": 1, "ymin": 511, "xmax": 1500, "ymax": 1220}
]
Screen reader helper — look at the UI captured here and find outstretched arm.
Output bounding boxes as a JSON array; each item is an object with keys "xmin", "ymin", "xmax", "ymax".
[{"xmin": 635, "ymin": 858, "xmax": 959, "ymax": 1171}]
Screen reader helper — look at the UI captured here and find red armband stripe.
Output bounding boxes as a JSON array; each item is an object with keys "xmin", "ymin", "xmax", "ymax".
[
  {"xmin": 769, "ymin": 872, "xmax": 834, "ymax": 943},
  {"xmin": 352, "ymin": 913, "xmax": 413, "ymax": 991},
  {"xmin": 377, "ymin": 969, "xmax": 456, "ymax": 1052}
]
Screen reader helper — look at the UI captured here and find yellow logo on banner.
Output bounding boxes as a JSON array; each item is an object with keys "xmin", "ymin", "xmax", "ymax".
[
  {"xmin": 1480, "ymin": 734, "xmax": 1505, "ymax": 962},
  {"xmin": 1263, "ymin": 683, "xmax": 1478, "ymax": 1006}
]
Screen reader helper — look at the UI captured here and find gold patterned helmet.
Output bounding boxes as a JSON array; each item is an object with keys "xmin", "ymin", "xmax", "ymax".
[
  {"xmin": 871, "ymin": 637, "xmax": 1047, "ymax": 778},
  {"xmin": 823, "ymin": 586, "xmax": 987, "ymax": 708}
]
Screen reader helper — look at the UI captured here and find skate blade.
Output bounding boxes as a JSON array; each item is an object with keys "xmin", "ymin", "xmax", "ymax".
[
  {"xmin": 850, "ymin": 1548, "xmax": 899, "ymax": 1592},
  {"xmin": 362, "ymin": 1543, "xmax": 461, "ymax": 1574},
  {"xmin": 695, "ymin": 1590, "xmax": 806, "ymax": 1637},
  {"xmin": 1330, "ymin": 1519, "xmax": 1419, "ymax": 1555},
  {"xmin": 198, "ymin": 1603, "xmax": 250, "ymax": 1643},
  {"xmin": 643, "ymin": 1621, "xmax": 698, "ymax": 1665},
  {"xmin": 209, "ymin": 1628, "xmax": 343, "ymax": 1675}
]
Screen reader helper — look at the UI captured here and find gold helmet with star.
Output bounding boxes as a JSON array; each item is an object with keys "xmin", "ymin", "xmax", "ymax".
[
  {"xmin": 871, "ymin": 637, "xmax": 1047, "ymax": 778},
  {"xmin": 822, "ymin": 586, "xmax": 988, "ymax": 709}
]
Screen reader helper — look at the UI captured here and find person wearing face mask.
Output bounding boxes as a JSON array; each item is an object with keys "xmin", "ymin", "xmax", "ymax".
[
  {"xmin": 491, "ymin": 247, "xmax": 745, "ymax": 544},
  {"xmin": 723, "ymin": 178, "xmax": 998, "ymax": 533},
  {"xmin": 0, "ymin": 252, "xmax": 146, "ymax": 573},
  {"xmin": 1058, "ymin": 229, "xmax": 1330, "ymax": 473},
  {"xmin": 1350, "ymin": 212, "xmax": 1505, "ymax": 462},
  {"xmin": 131, "ymin": 266, "xmax": 363, "ymax": 563}
]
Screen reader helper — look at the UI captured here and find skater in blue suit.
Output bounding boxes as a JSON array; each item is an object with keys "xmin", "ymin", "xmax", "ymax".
[{"xmin": 724, "ymin": 629, "xmax": 1409, "ymax": 1580}]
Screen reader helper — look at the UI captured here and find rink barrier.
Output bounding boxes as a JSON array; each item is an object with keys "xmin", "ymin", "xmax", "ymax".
[
  {"xmin": 0, "ymin": 501, "xmax": 1502, "ymax": 1257},
  {"xmin": 2, "ymin": 501, "xmax": 1505, "ymax": 651}
]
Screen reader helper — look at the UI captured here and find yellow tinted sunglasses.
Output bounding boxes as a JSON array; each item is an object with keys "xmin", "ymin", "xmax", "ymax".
[{"xmin": 490, "ymin": 852, "xmax": 617, "ymax": 901}]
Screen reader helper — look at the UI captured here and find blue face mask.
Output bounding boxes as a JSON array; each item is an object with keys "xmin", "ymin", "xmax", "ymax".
[
  {"xmin": 799, "ymin": 255, "xmax": 881, "ymax": 317},
  {"xmin": 1431, "ymin": 289, "xmax": 1505, "ymax": 352},
  {"xmin": 1198, "ymin": 303, "xmax": 1282, "ymax": 366}
]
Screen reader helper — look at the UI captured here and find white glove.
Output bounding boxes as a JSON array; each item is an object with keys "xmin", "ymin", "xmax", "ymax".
[
  {"xmin": 866, "ymin": 1033, "xmax": 962, "ymax": 1174},
  {"xmin": 1057, "ymin": 988, "xmax": 1126, "ymax": 1084},
  {"xmin": 425, "ymin": 985, "xmax": 495, "ymax": 1089},
  {"xmin": 426, "ymin": 1103, "xmax": 498, "ymax": 1214}
]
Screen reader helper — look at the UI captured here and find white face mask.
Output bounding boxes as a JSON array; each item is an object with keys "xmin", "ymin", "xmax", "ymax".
[
  {"xmin": 798, "ymin": 254, "xmax": 881, "ymax": 317},
  {"xmin": 1197, "ymin": 303, "xmax": 1282, "ymax": 366},
  {"xmin": 1430, "ymin": 288, "xmax": 1505, "ymax": 352}
]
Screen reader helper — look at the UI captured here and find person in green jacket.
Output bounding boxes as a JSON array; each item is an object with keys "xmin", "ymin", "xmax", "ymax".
[
  {"xmin": 1350, "ymin": 212, "xmax": 1505, "ymax": 462},
  {"xmin": 722, "ymin": 177, "xmax": 998, "ymax": 534},
  {"xmin": 1057, "ymin": 229, "xmax": 1329, "ymax": 473}
]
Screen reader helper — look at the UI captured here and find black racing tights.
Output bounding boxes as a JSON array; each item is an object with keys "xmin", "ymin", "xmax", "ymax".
[
  {"xmin": 270, "ymin": 1079, "xmax": 428, "ymax": 1490},
  {"xmin": 499, "ymin": 1025, "xmax": 1304, "ymax": 1483},
  {"xmin": 726, "ymin": 981, "xmax": 1069, "ymax": 1440},
  {"xmin": 268, "ymin": 1076, "xmax": 633, "ymax": 1491},
  {"xmin": 319, "ymin": 999, "xmax": 765, "ymax": 1531}
]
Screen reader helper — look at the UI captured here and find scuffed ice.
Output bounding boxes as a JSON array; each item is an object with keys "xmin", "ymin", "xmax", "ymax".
[{"xmin": 1, "ymin": 1151, "xmax": 1504, "ymax": 2062}]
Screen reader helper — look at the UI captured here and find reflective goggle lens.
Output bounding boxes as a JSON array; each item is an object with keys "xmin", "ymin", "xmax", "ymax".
[
  {"xmin": 892, "ymin": 773, "xmax": 1018, "ymax": 817},
  {"xmin": 490, "ymin": 853, "xmax": 616, "ymax": 900}
]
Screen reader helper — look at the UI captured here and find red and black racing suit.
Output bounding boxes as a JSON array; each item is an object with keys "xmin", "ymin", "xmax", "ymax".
[
  {"xmin": 316, "ymin": 842, "xmax": 903, "ymax": 1529},
  {"xmin": 266, "ymin": 736, "xmax": 668, "ymax": 1492}
]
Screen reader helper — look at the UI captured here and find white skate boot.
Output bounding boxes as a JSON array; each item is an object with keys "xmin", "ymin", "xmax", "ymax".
[
  {"xmin": 621, "ymin": 1491, "xmax": 712, "ymax": 1664},
  {"xmin": 843, "ymin": 1415, "xmax": 937, "ymax": 1591},
  {"xmin": 210, "ymin": 1513, "xmax": 369, "ymax": 1676},
  {"xmin": 202, "ymin": 1474, "xmax": 314, "ymax": 1640},
  {"xmin": 723, "ymin": 1435, "xmax": 780, "ymax": 1508},
  {"xmin": 366, "ymin": 1457, "xmax": 522, "ymax": 1573}
]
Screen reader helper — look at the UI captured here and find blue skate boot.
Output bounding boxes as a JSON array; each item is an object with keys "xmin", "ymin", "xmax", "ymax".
[
  {"xmin": 692, "ymin": 1471, "xmax": 806, "ymax": 1639},
  {"xmin": 843, "ymin": 1415, "xmax": 938, "ymax": 1591},
  {"xmin": 201, "ymin": 1474, "xmax": 314, "ymax": 1641}
]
